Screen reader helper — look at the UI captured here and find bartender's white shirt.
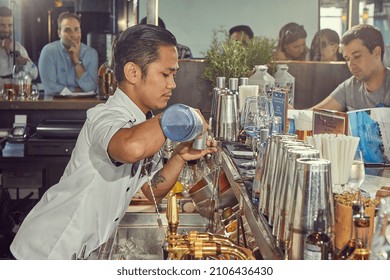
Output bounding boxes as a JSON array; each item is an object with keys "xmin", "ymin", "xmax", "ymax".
[{"xmin": 10, "ymin": 89, "xmax": 162, "ymax": 259}]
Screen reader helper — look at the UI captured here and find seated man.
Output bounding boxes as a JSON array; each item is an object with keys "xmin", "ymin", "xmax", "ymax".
[
  {"xmin": 38, "ymin": 11, "xmax": 98, "ymax": 95},
  {"xmin": 140, "ymin": 17, "xmax": 193, "ymax": 59},
  {"xmin": 229, "ymin": 25, "xmax": 254, "ymax": 45},
  {"xmin": 0, "ymin": 6, "xmax": 38, "ymax": 87},
  {"xmin": 312, "ymin": 24, "xmax": 390, "ymax": 111}
]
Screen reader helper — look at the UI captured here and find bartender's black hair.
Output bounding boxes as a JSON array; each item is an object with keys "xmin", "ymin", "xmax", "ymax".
[
  {"xmin": 0, "ymin": 6, "xmax": 12, "ymax": 17},
  {"xmin": 114, "ymin": 24, "xmax": 177, "ymax": 82},
  {"xmin": 341, "ymin": 24, "xmax": 384, "ymax": 61}
]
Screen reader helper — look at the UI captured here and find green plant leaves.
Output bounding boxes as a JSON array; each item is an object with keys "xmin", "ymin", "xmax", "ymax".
[{"xmin": 203, "ymin": 28, "xmax": 276, "ymax": 87}]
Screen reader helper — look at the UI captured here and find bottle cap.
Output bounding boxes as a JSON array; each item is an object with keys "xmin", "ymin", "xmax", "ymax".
[
  {"xmin": 229, "ymin": 78, "xmax": 239, "ymax": 91},
  {"xmin": 239, "ymin": 77, "xmax": 249, "ymax": 86},
  {"xmin": 216, "ymin": 77, "xmax": 226, "ymax": 89}
]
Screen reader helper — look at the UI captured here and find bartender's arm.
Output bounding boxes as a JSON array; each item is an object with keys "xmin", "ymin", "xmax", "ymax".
[
  {"xmin": 108, "ymin": 114, "xmax": 216, "ymax": 203},
  {"xmin": 141, "ymin": 139, "xmax": 217, "ymax": 203}
]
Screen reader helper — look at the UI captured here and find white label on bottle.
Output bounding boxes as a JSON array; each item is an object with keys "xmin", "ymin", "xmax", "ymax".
[{"xmin": 303, "ymin": 243, "xmax": 322, "ymax": 260}]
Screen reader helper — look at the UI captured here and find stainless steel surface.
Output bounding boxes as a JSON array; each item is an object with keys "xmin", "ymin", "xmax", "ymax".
[
  {"xmin": 97, "ymin": 212, "xmax": 207, "ymax": 260},
  {"xmin": 275, "ymin": 148, "xmax": 320, "ymax": 252},
  {"xmin": 221, "ymin": 152, "xmax": 284, "ymax": 260},
  {"xmin": 288, "ymin": 158, "xmax": 334, "ymax": 260},
  {"xmin": 189, "ymin": 168, "xmax": 238, "ymax": 219},
  {"xmin": 219, "ymin": 94, "xmax": 239, "ymax": 141}
]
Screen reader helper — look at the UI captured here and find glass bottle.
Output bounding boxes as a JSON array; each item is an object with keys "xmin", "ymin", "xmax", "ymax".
[
  {"xmin": 303, "ymin": 209, "xmax": 332, "ymax": 260},
  {"xmin": 336, "ymin": 202, "xmax": 360, "ymax": 260},
  {"xmin": 269, "ymin": 116, "xmax": 282, "ymax": 136},
  {"xmin": 264, "ymin": 68, "xmax": 275, "ymax": 95},
  {"xmin": 274, "ymin": 64, "xmax": 295, "ymax": 106},
  {"xmin": 350, "ymin": 205, "xmax": 371, "ymax": 260},
  {"xmin": 248, "ymin": 65, "xmax": 267, "ymax": 96}
]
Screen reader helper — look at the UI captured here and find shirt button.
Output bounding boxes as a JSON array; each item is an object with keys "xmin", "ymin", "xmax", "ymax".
[
  {"xmin": 126, "ymin": 187, "xmax": 130, "ymax": 192},
  {"xmin": 115, "ymin": 218, "xmax": 119, "ymax": 222}
]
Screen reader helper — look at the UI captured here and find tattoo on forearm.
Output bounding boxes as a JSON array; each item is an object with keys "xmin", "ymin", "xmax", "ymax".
[{"xmin": 151, "ymin": 171, "xmax": 166, "ymax": 189}]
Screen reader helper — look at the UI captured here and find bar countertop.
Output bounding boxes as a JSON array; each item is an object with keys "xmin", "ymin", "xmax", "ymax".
[{"xmin": 0, "ymin": 96, "xmax": 104, "ymax": 110}]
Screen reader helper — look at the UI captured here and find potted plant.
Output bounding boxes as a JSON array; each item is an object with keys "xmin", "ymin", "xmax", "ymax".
[{"xmin": 203, "ymin": 28, "xmax": 276, "ymax": 87}]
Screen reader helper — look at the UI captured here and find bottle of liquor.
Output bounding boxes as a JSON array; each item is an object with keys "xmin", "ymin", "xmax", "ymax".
[
  {"xmin": 303, "ymin": 209, "xmax": 332, "ymax": 260},
  {"xmin": 350, "ymin": 204, "xmax": 371, "ymax": 260},
  {"xmin": 336, "ymin": 202, "xmax": 360, "ymax": 260}
]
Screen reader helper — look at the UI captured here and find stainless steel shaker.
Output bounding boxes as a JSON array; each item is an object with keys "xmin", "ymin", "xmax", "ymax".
[
  {"xmin": 209, "ymin": 77, "xmax": 225, "ymax": 138},
  {"xmin": 274, "ymin": 148, "xmax": 320, "ymax": 253},
  {"xmin": 287, "ymin": 158, "xmax": 334, "ymax": 260},
  {"xmin": 272, "ymin": 144, "xmax": 314, "ymax": 235},
  {"xmin": 259, "ymin": 133, "xmax": 297, "ymax": 219},
  {"xmin": 217, "ymin": 93, "xmax": 239, "ymax": 141},
  {"xmin": 268, "ymin": 139, "xmax": 306, "ymax": 226}
]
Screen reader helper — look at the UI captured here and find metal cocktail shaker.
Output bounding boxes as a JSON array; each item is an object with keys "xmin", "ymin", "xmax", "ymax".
[
  {"xmin": 275, "ymin": 148, "xmax": 320, "ymax": 253},
  {"xmin": 287, "ymin": 158, "xmax": 334, "ymax": 260},
  {"xmin": 216, "ymin": 93, "xmax": 239, "ymax": 141},
  {"xmin": 161, "ymin": 104, "xmax": 204, "ymax": 144}
]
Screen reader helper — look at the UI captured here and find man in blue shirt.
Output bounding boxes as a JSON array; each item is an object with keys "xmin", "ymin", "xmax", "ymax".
[{"xmin": 38, "ymin": 12, "xmax": 98, "ymax": 95}]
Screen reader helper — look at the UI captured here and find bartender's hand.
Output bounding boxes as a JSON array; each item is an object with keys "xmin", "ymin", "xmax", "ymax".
[{"xmin": 172, "ymin": 135, "xmax": 218, "ymax": 163}]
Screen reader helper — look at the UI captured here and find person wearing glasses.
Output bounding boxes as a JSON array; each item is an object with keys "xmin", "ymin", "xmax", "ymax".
[
  {"xmin": 309, "ymin": 29, "xmax": 344, "ymax": 61},
  {"xmin": 274, "ymin": 22, "xmax": 309, "ymax": 61},
  {"xmin": 38, "ymin": 11, "xmax": 98, "ymax": 95},
  {"xmin": 312, "ymin": 24, "xmax": 390, "ymax": 111},
  {"xmin": 10, "ymin": 24, "xmax": 216, "ymax": 259}
]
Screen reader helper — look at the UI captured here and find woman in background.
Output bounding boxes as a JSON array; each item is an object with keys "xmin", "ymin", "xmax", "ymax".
[
  {"xmin": 310, "ymin": 28, "xmax": 344, "ymax": 61},
  {"xmin": 274, "ymin": 22, "xmax": 309, "ymax": 61}
]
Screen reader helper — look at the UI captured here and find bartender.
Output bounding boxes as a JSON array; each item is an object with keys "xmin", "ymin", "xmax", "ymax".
[{"xmin": 10, "ymin": 24, "xmax": 217, "ymax": 259}]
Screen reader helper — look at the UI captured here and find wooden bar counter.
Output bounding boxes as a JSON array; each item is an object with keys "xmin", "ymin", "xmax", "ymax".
[
  {"xmin": 0, "ymin": 96, "xmax": 104, "ymax": 129},
  {"xmin": 0, "ymin": 96, "xmax": 104, "ymax": 111}
]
